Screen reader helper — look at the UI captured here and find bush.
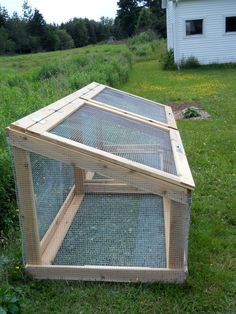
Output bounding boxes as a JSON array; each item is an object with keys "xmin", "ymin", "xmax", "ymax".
[
  {"xmin": 161, "ymin": 49, "xmax": 177, "ymax": 70},
  {"xmin": 135, "ymin": 44, "xmax": 153, "ymax": 57},
  {"xmin": 179, "ymin": 56, "xmax": 200, "ymax": 69},
  {"xmin": 183, "ymin": 107, "xmax": 201, "ymax": 118},
  {"xmin": 128, "ymin": 31, "xmax": 156, "ymax": 46}
]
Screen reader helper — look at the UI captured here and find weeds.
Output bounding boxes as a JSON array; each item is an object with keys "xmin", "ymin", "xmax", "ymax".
[
  {"xmin": 0, "ymin": 44, "xmax": 132, "ymax": 237},
  {"xmin": 0, "ymin": 284, "xmax": 21, "ymax": 314},
  {"xmin": 179, "ymin": 56, "xmax": 200, "ymax": 69},
  {"xmin": 161, "ymin": 49, "xmax": 177, "ymax": 70}
]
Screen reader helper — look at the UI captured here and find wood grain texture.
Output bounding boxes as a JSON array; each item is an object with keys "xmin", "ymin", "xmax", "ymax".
[
  {"xmin": 26, "ymin": 264, "xmax": 186, "ymax": 283},
  {"xmin": 12, "ymin": 147, "xmax": 42, "ymax": 265}
]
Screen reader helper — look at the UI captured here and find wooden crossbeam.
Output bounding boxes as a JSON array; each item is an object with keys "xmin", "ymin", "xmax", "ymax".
[
  {"xmin": 40, "ymin": 186, "xmax": 76, "ymax": 255},
  {"xmin": 84, "ymin": 182, "xmax": 149, "ymax": 194},
  {"xmin": 41, "ymin": 194, "xmax": 84, "ymax": 265},
  {"xmin": 26, "ymin": 265, "xmax": 186, "ymax": 283}
]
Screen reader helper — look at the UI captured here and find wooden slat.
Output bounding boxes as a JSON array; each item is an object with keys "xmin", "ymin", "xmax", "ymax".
[
  {"xmin": 103, "ymin": 144, "xmax": 162, "ymax": 153},
  {"xmin": 85, "ymin": 179, "xmax": 114, "ymax": 183},
  {"xmin": 10, "ymin": 82, "xmax": 99, "ymax": 131},
  {"xmin": 26, "ymin": 264, "xmax": 186, "ymax": 283},
  {"xmin": 28, "ymin": 99, "xmax": 85, "ymax": 134},
  {"xmin": 82, "ymin": 84, "xmax": 106, "ymax": 99},
  {"xmin": 84, "ymin": 182, "xmax": 148, "ymax": 193},
  {"xmin": 40, "ymin": 186, "xmax": 75, "ymax": 254},
  {"xmin": 74, "ymin": 167, "xmax": 85, "ymax": 194},
  {"xmin": 42, "ymin": 194, "xmax": 84, "ymax": 265},
  {"xmin": 11, "ymin": 89, "xmax": 89, "ymax": 131},
  {"xmin": 8, "ymin": 129, "xmax": 189, "ymax": 203},
  {"xmin": 165, "ymin": 106, "xmax": 177, "ymax": 129},
  {"xmin": 170, "ymin": 129, "xmax": 195, "ymax": 187},
  {"xmin": 12, "ymin": 147, "xmax": 42, "ymax": 265},
  {"xmin": 45, "ymin": 132, "xmax": 192, "ymax": 190}
]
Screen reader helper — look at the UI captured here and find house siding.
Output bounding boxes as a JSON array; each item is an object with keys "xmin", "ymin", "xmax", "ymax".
[
  {"xmin": 166, "ymin": 1, "xmax": 175, "ymax": 50},
  {"xmin": 168, "ymin": 0, "xmax": 236, "ymax": 64}
]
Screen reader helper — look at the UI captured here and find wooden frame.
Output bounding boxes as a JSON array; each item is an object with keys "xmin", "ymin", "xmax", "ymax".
[
  {"xmin": 7, "ymin": 83, "xmax": 194, "ymax": 283},
  {"xmin": 26, "ymin": 265, "xmax": 187, "ymax": 283},
  {"xmin": 80, "ymin": 82, "xmax": 178, "ymax": 129}
]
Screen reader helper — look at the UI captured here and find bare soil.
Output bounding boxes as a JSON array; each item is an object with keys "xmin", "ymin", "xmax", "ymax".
[{"xmin": 166, "ymin": 102, "xmax": 211, "ymax": 120}]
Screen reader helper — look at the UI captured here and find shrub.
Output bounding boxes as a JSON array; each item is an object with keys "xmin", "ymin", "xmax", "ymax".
[
  {"xmin": 179, "ymin": 56, "xmax": 200, "ymax": 69},
  {"xmin": 135, "ymin": 44, "xmax": 153, "ymax": 57},
  {"xmin": 128, "ymin": 31, "xmax": 156, "ymax": 46},
  {"xmin": 161, "ymin": 49, "xmax": 177, "ymax": 70},
  {"xmin": 183, "ymin": 107, "xmax": 201, "ymax": 118}
]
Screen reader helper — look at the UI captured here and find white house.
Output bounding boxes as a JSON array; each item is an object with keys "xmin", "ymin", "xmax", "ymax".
[{"xmin": 162, "ymin": 0, "xmax": 236, "ymax": 64}]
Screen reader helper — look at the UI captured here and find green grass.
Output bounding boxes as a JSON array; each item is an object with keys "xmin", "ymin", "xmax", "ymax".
[{"xmin": 1, "ymin": 41, "xmax": 236, "ymax": 313}]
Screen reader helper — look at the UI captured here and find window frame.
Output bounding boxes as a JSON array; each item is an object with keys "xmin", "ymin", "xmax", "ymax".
[
  {"xmin": 225, "ymin": 16, "xmax": 236, "ymax": 34},
  {"xmin": 185, "ymin": 18, "xmax": 204, "ymax": 37}
]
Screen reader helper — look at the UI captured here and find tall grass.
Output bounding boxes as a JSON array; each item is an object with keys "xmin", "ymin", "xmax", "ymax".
[{"xmin": 0, "ymin": 44, "xmax": 132, "ymax": 236}]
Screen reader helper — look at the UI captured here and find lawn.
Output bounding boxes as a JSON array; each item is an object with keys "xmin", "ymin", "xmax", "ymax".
[{"xmin": 0, "ymin": 40, "xmax": 235, "ymax": 313}]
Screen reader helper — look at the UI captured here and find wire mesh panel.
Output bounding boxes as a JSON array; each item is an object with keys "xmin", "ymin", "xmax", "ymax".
[
  {"xmin": 54, "ymin": 193, "xmax": 166, "ymax": 268},
  {"xmin": 30, "ymin": 153, "xmax": 74, "ymax": 240},
  {"xmin": 50, "ymin": 105, "xmax": 177, "ymax": 175},
  {"xmin": 92, "ymin": 87, "xmax": 167, "ymax": 123}
]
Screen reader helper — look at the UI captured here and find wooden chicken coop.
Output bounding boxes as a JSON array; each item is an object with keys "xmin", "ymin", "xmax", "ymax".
[{"xmin": 7, "ymin": 82, "xmax": 195, "ymax": 283}]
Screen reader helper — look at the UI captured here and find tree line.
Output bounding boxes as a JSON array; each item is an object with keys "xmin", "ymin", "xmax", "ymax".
[{"xmin": 0, "ymin": 0, "xmax": 166, "ymax": 55}]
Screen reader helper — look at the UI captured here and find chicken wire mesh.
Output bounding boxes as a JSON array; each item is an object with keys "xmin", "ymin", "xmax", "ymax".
[
  {"xmin": 92, "ymin": 87, "xmax": 167, "ymax": 124},
  {"xmin": 10, "ymin": 145, "xmax": 190, "ymax": 276},
  {"xmin": 30, "ymin": 152, "xmax": 74, "ymax": 240},
  {"xmin": 50, "ymin": 105, "xmax": 177, "ymax": 176},
  {"xmin": 54, "ymin": 193, "xmax": 166, "ymax": 268},
  {"xmin": 7, "ymin": 82, "xmax": 194, "ymax": 281}
]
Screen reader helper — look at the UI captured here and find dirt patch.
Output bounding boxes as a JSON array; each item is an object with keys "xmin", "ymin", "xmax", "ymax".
[{"xmin": 166, "ymin": 102, "xmax": 211, "ymax": 120}]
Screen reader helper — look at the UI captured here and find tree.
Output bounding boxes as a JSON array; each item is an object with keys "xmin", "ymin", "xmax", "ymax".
[
  {"xmin": 136, "ymin": 7, "xmax": 152, "ymax": 33},
  {"xmin": 0, "ymin": 27, "xmax": 16, "ymax": 54},
  {"xmin": 116, "ymin": 0, "xmax": 141, "ymax": 37},
  {"xmin": 22, "ymin": 0, "xmax": 32, "ymax": 21},
  {"xmin": 0, "ymin": 3, "xmax": 119, "ymax": 54},
  {"xmin": 29, "ymin": 9, "xmax": 46, "ymax": 37},
  {"xmin": 56, "ymin": 29, "xmax": 74, "ymax": 50},
  {"xmin": 7, "ymin": 12, "xmax": 31, "ymax": 53},
  {"xmin": 43, "ymin": 27, "xmax": 60, "ymax": 51},
  {"xmin": 28, "ymin": 9, "xmax": 47, "ymax": 50},
  {"xmin": 0, "ymin": 5, "xmax": 8, "ymax": 27},
  {"xmin": 84, "ymin": 19, "xmax": 97, "ymax": 44},
  {"xmin": 141, "ymin": 0, "xmax": 166, "ymax": 37},
  {"xmin": 64, "ymin": 18, "xmax": 89, "ymax": 47}
]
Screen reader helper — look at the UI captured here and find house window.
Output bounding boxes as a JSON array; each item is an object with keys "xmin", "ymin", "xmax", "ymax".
[
  {"xmin": 186, "ymin": 19, "xmax": 203, "ymax": 36},
  {"xmin": 226, "ymin": 16, "xmax": 236, "ymax": 32}
]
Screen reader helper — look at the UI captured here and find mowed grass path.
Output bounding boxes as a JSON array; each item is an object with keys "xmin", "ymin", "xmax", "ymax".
[{"xmin": 2, "ymin": 56, "xmax": 236, "ymax": 313}]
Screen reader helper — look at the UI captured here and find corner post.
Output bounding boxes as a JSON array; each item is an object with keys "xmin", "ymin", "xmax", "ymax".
[{"xmin": 12, "ymin": 146, "xmax": 42, "ymax": 265}]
